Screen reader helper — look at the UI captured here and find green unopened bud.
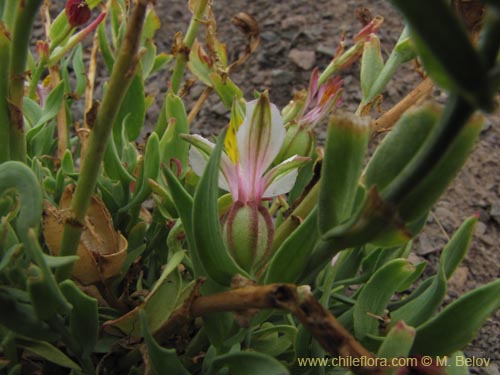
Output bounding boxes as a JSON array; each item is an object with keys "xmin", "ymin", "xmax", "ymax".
[
  {"xmin": 224, "ymin": 202, "xmax": 273, "ymax": 273},
  {"xmin": 277, "ymin": 123, "xmax": 315, "ymax": 162}
]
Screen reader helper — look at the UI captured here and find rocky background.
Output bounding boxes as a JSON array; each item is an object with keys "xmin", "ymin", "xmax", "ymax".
[{"xmin": 44, "ymin": 0, "xmax": 500, "ymax": 372}]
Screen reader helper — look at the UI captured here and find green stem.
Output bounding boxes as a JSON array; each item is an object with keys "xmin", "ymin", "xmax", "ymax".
[
  {"xmin": 169, "ymin": 0, "xmax": 208, "ymax": 94},
  {"xmin": 382, "ymin": 94, "xmax": 473, "ymax": 205},
  {"xmin": 55, "ymin": 0, "xmax": 150, "ymax": 281},
  {"xmin": 28, "ymin": 61, "xmax": 46, "ymax": 100},
  {"xmin": 0, "ymin": 23, "xmax": 10, "ymax": 163},
  {"xmin": 8, "ymin": 0, "xmax": 43, "ymax": 162},
  {"xmin": 2, "ymin": 0, "xmax": 17, "ymax": 31}
]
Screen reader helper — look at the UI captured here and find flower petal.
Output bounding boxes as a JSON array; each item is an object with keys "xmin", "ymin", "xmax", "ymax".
[
  {"xmin": 262, "ymin": 170, "xmax": 298, "ymax": 198},
  {"xmin": 237, "ymin": 93, "xmax": 285, "ymax": 200},
  {"xmin": 184, "ymin": 134, "xmax": 238, "ymax": 196},
  {"xmin": 261, "ymin": 155, "xmax": 310, "ymax": 198}
]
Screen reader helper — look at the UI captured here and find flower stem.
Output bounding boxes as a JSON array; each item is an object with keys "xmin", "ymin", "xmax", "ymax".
[
  {"xmin": 55, "ymin": 0, "xmax": 151, "ymax": 281},
  {"xmin": 8, "ymin": 0, "xmax": 43, "ymax": 162},
  {"xmin": 0, "ymin": 23, "xmax": 10, "ymax": 163},
  {"xmin": 169, "ymin": 0, "xmax": 208, "ymax": 94}
]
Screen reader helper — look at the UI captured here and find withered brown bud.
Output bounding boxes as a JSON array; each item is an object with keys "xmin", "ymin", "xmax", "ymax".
[{"xmin": 65, "ymin": 0, "xmax": 91, "ymax": 27}]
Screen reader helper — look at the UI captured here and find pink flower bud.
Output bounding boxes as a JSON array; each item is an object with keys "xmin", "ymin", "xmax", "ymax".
[
  {"xmin": 36, "ymin": 40, "xmax": 50, "ymax": 61},
  {"xmin": 224, "ymin": 201, "xmax": 273, "ymax": 273},
  {"xmin": 65, "ymin": 0, "xmax": 91, "ymax": 27}
]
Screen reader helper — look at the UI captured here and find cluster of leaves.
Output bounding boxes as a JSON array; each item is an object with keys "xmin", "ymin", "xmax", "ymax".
[{"xmin": 0, "ymin": 0, "xmax": 500, "ymax": 374}]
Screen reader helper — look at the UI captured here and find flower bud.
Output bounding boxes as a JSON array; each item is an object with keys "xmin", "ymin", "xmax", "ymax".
[
  {"xmin": 224, "ymin": 202, "xmax": 273, "ymax": 273},
  {"xmin": 277, "ymin": 122, "xmax": 315, "ymax": 162},
  {"xmin": 65, "ymin": 0, "xmax": 91, "ymax": 27}
]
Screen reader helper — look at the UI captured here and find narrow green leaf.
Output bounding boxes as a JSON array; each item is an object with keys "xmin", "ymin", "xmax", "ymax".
[
  {"xmin": 60, "ymin": 280, "xmax": 98, "ymax": 356},
  {"xmin": 365, "ymin": 26, "xmax": 415, "ymax": 103},
  {"xmin": 162, "ymin": 165, "xmax": 205, "ymax": 278},
  {"xmin": 413, "ymin": 279, "xmax": 500, "ymax": 356},
  {"xmin": 376, "ymin": 321, "xmax": 415, "ymax": 375},
  {"xmin": 446, "ymin": 352, "xmax": 469, "ymax": 375},
  {"xmin": 27, "ymin": 264, "xmax": 71, "ymax": 321},
  {"xmin": 264, "ymin": 207, "xmax": 319, "ymax": 284},
  {"xmin": 42, "ymin": 254, "xmax": 79, "ymax": 269},
  {"xmin": 364, "ymin": 103, "xmax": 440, "ymax": 192},
  {"xmin": 98, "ymin": 21, "xmax": 114, "ymax": 71},
  {"xmin": 17, "ymin": 338, "xmax": 81, "ymax": 370},
  {"xmin": 391, "ymin": 216, "xmax": 477, "ymax": 327},
  {"xmin": 159, "ymin": 93, "xmax": 190, "ymax": 173},
  {"xmin": 112, "ymin": 73, "xmax": 146, "ymax": 147},
  {"xmin": 120, "ymin": 133, "xmax": 159, "ymax": 211},
  {"xmin": 360, "ymin": 35, "xmax": 384, "ymax": 101},
  {"xmin": 0, "ymin": 25, "xmax": 10, "ymax": 162},
  {"xmin": 442, "ymin": 216, "xmax": 477, "ymax": 279},
  {"xmin": 386, "ymin": 0, "xmax": 491, "ymax": 109},
  {"xmin": 211, "ymin": 351, "xmax": 290, "ymax": 375},
  {"xmin": 141, "ymin": 7, "xmax": 160, "ymax": 44},
  {"xmin": 210, "ymin": 72, "xmax": 243, "ymax": 108},
  {"xmin": 319, "ymin": 114, "xmax": 370, "ymax": 234},
  {"xmin": 72, "ymin": 44, "xmax": 86, "ymax": 97},
  {"xmin": 0, "ymin": 287, "xmax": 58, "ymax": 341},
  {"xmin": 377, "ymin": 321, "xmax": 415, "ymax": 358},
  {"xmin": 192, "ymin": 131, "xmax": 250, "ymax": 286},
  {"xmin": 103, "ymin": 251, "xmax": 184, "ymax": 337},
  {"xmin": 353, "ymin": 259, "xmax": 415, "ymax": 342},
  {"xmin": 22, "ymin": 97, "xmax": 42, "ymax": 129},
  {"xmin": 139, "ymin": 310, "xmax": 190, "ymax": 375},
  {"xmin": 34, "ymin": 81, "xmax": 65, "ymax": 127},
  {"xmin": 397, "ymin": 114, "xmax": 483, "ymax": 222}
]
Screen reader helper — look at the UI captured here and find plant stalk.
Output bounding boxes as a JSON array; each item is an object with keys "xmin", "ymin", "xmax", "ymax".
[
  {"xmin": 170, "ymin": 0, "xmax": 208, "ymax": 94},
  {"xmin": 56, "ymin": 0, "xmax": 151, "ymax": 281},
  {"xmin": 8, "ymin": 0, "xmax": 43, "ymax": 162},
  {"xmin": 0, "ymin": 22, "xmax": 10, "ymax": 163}
]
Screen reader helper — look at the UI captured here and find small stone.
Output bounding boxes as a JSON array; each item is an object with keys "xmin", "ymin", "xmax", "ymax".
[
  {"xmin": 490, "ymin": 203, "xmax": 500, "ymax": 225},
  {"xmin": 288, "ymin": 49, "xmax": 316, "ymax": 70},
  {"xmin": 407, "ymin": 252, "xmax": 423, "ymax": 265},
  {"xmin": 271, "ymin": 69, "xmax": 295, "ymax": 85},
  {"xmin": 475, "ymin": 221, "xmax": 487, "ymax": 236},
  {"xmin": 481, "ymin": 117, "xmax": 493, "ymax": 133},
  {"xmin": 316, "ymin": 44, "xmax": 337, "ymax": 57},
  {"xmin": 211, "ymin": 102, "xmax": 229, "ymax": 117},
  {"xmin": 281, "ymin": 15, "xmax": 307, "ymax": 29},
  {"xmin": 479, "ymin": 364, "xmax": 500, "ymax": 375},
  {"xmin": 189, "ymin": 84, "xmax": 205, "ymax": 99},
  {"xmin": 448, "ymin": 266, "xmax": 469, "ymax": 292},
  {"xmin": 260, "ymin": 31, "xmax": 280, "ymax": 44},
  {"xmin": 417, "ymin": 233, "xmax": 440, "ymax": 255}
]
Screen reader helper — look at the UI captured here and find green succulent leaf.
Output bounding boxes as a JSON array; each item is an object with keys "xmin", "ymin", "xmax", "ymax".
[
  {"xmin": 391, "ymin": 216, "xmax": 477, "ymax": 327},
  {"xmin": 264, "ymin": 207, "xmax": 319, "ymax": 284},
  {"xmin": 413, "ymin": 278, "xmax": 500, "ymax": 356},
  {"xmin": 140, "ymin": 310, "xmax": 190, "ymax": 375},
  {"xmin": 192, "ymin": 131, "xmax": 251, "ymax": 286},
  {"xmin": 319, "ymin": 113, "xmax": 370, "ymax": 234},
  {"xmin": 360, "ymin": 35, "xmax": 384, "ymax": 102},
  {"xmin": 17, "ymin": 338, "xmax": 81, "ymax": 370},
  {"xmin": 211, "ymin": 351, "xmax": 290, "ymax": 375},
  {"xmin": 60, "ymin": 280, "xmax": 99, "ymax": 356},
  {"xmin": 386, "ymin": 0, "xmax": 491, "ymax": 109},
  {"xmin": 353, "ymin": 258, "xmax": 415, "ymax": 344}
]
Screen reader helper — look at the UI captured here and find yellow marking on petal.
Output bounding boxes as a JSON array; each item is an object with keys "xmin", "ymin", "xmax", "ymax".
[
  {"xmin": 225, "ymin": 98, "xmax": 245, "ymax": 164},
  {"xmin": 42, "ymin": 75, "xmax": 51, "ymax": 87}
]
